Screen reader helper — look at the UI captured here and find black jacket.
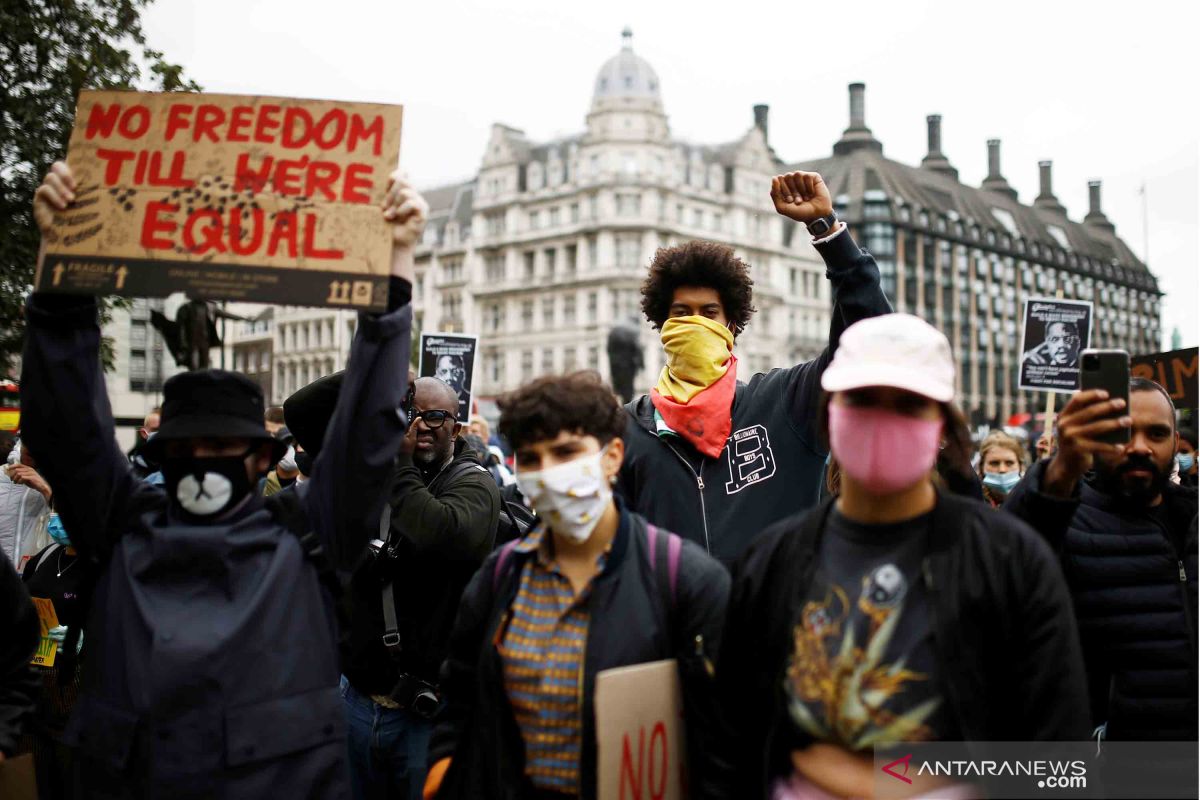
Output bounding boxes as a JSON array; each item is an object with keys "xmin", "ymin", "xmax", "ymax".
[
  {"xmin": 715, "ymin": 491, "xmax": 1091, "ymax": 799},
  {"xmin": 617, "ymin": 230, "xmax": 892, "ymax": 565},
  {"xmin": 428, "ymin": 504, "xmax": 730, "ymax": 800},
  {"xmin": 1004, "ymin": 460, "xmax": 1199, "ymax": 740},
  {"xmin": 0, "ymin": 554, "xmax": 39, "ymax": 756},
  {"xmin": 19, "ymin": 288, "xmax": 412, "ymax": 798},
  {"xmin": 343, "ymin": 438, "xmax": 500, "ymax": 694}
]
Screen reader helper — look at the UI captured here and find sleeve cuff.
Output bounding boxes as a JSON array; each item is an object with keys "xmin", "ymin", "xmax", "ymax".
[
  {"xmin": 356, "ymin": 300, "xmax": 412, "ymax": 343},
  {"xmin": 26, "ymin": 292, "xmax": 100, "ymax": 329},
  {"xmin": 812, "ymin": 224, "xmax": 860, "ymax": 278}
]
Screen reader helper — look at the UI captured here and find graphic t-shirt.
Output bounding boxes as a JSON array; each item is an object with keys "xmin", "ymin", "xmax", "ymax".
[
  {"xmin": 783, "ymin": 508, "xmax": 956, "ymax": 751},
  {"xmin": 23, "ymin": 543, "xmax": 87, "ymax": 629}
]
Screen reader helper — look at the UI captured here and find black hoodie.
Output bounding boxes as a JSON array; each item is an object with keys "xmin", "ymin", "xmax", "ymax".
[{"xmin": 617, "ymin": 229, "xmax": 892, "ymax": 565}]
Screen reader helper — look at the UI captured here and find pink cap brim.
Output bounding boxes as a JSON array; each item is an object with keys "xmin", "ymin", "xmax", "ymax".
[{"xmin": 821, "ymin": 362, "xmax": 954, "ymax": 403}]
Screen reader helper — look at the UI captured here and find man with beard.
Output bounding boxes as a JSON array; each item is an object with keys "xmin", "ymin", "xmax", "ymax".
[
  {"xmin": 1005, "ymin": 378, "xmax": 1198, "ymax": 750},
  {"xmin": 328, "ymin": 376, "xmax": 499, "ymax": 799}
]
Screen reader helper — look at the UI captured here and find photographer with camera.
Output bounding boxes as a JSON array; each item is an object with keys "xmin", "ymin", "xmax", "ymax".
[{"xmin": 341, "ymin": 376, "xmax": 500, "ymax": 800}]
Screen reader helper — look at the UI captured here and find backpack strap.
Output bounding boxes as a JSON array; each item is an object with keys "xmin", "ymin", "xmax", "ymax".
[
  {"xmin": 30, "ymin": 542, "xmax": 63, "ymax": 575},
  {"xmin": 644, "ymin": 523, "xmax": 682, "ymax": 608},
  {"xmin": 429, "ymin": 459, "xmax": 489, "ymax": 496},
  {"xmin": 492, "ymin": 539, "xmax": 520, "ymax": 593}
]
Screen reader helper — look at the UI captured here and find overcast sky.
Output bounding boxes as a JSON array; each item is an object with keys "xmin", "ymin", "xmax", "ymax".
[{"xmin": 142, "ymin": 0, "xmax": 1198, "ymax": 349}]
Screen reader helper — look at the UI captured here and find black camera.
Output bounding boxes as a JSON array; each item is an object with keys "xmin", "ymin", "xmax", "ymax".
[{"xmin": 390, "ymin": 673, "xmax": 440, "ymax": 719}]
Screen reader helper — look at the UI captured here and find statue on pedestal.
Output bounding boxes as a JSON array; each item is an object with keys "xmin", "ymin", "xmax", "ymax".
[{"xmin": 606, "ymin": 316, "xmax": 644, "ymax": 404}]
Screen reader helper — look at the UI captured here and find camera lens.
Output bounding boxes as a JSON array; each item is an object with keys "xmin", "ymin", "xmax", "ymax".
[
  {"xmin": 412, "ymin": 688, "xmax": 439, "ymax": 719},
  {"xmin": 1082, "ymin": 354, "xmax": 1099, "ymax": 370}
]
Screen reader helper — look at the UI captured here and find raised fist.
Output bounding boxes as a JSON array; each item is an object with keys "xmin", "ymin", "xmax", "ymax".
[{"xmin": 770, "ymin": 171, "xmax": 834, "ymax": 224}]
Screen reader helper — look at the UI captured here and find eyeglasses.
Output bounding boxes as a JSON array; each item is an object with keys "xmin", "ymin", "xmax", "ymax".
[{"xmin": 411, "ymin": 409, "xmax": 453, "ymax": 429}]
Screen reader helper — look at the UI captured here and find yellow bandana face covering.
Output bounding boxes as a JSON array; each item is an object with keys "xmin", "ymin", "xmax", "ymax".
[{"xmin": 656, "ymin": 315, "xmax": 734, "ymax": 403}]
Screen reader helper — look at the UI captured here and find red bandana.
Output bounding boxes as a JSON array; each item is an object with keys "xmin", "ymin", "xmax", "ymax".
[{"xmin": 650, "ymin": 356, "xmax": 738, "ymax": 459}]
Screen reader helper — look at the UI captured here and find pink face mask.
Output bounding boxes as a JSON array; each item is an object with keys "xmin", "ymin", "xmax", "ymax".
[{"xmin": 828, "ymin": 403, "xmax": 944, "ymax": 495}]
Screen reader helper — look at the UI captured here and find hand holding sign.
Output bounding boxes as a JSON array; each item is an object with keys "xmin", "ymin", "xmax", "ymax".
[
  {"xmin": 37, "ymin": 91, "xmax": 404, "ymax": 310},
  {"xmin": 382, "ymin": 169, "xmax": 427, "ymax": 285},
  {"xmin": 33, "ymin": 161, "xmax": 78, "ymax": 234}
]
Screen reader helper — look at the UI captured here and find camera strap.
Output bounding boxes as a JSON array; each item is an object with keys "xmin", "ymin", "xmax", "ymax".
[
  {"xmin": 381, "ymin": 580, "xmax": 403, "ymax": 661},
  {"xmin": 378, "ymin": 458, "xmax": 483, "ymax": 662}
]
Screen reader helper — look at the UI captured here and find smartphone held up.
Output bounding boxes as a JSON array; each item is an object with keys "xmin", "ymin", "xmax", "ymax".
[{"xmin": 1079, "ymin": 349, "xmax": 1131, "ymax": 446}]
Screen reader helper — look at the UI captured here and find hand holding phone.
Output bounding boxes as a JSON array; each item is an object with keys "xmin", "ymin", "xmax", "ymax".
[{"xmin": 1041, "ymin": 350, "xmax": 1133, "ymax": 498}]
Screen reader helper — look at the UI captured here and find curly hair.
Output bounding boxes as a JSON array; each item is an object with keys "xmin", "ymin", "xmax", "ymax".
[
  {"xmin": 498, "ymin": 371, "xmax": 626, "ymax": 451},
  {"xmin": 640, "ymin": 241, "xmax": 756, "ymax": 334}
]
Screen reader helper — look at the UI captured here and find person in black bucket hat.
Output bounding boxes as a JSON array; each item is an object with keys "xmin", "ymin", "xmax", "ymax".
[
  {"xmin": 20, "ymin": 158, "xmax": 428, "ymax": 798},
  {"xmin": 142, "ymin": 370, "xmax": 289, "ymax": 518}
]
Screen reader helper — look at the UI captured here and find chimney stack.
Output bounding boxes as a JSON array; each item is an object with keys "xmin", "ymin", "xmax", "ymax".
[
  {"xmin": 980, "ymin": 139, "xmax": 1018, "ymax": 199},
  {"xmin": 1084, "ymin": 179, "xmax": 1115, "ymax": 231},
  {"xmin": 920, "ymin": 114, "xmax": 958, "ymax": 179},
  {"xmin": 753, "ymin": 104, "xmax": 769, "ymax": 141},
  {"xmin": 849, "ymin": 83, "xmax": 866, "ymax": 129},
  {"xmin": 926, "ymin": 114, "xmax": 942, "ymax": 155},
  {"xmin": 1034, "ymin": 160, "xmax": 1067, "ymax": 214},
  {"xmin": 833, "ymin": 82, "xmax": 883, "ymax": 155}
]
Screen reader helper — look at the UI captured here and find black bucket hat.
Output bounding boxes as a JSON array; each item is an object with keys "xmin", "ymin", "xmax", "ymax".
[{"xmin": 144, "ymin": 369, "xmax": 286, "ymax": 463}]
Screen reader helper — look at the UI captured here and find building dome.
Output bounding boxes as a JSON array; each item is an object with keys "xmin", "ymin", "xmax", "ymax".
[{"xmin": 591, "ymin": 28, "xmax": 662, "ymax": 111}]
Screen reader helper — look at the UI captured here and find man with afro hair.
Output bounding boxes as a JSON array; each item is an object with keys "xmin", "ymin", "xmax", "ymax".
[{"xmin": 617, "ymin": 170, "xmax": 891, "ymax": 564}]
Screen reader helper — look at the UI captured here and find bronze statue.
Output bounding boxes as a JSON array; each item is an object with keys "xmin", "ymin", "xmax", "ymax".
[
  {"xmin": 606, "ymin": 315, "xmax": 644, "ymax": 404},
  {"xmin": 151, "ymin": 298, "xmax": 247, "ymax": 371}
]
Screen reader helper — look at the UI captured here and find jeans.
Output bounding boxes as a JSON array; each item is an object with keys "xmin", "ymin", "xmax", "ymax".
[{"xmin": 340, "ymin": 675, "xmax": 434, "ymax": 800}]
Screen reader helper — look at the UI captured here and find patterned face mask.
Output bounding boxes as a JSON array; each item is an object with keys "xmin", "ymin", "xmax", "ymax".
[{"xmin": 516, "ymin": 446, "xmax": 612, "ymax": 544}]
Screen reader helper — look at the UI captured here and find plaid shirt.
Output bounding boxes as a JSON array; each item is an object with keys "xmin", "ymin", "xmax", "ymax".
[{"xmin": 498, "ymin": 524, "xmax": 608, "ymax": 795}]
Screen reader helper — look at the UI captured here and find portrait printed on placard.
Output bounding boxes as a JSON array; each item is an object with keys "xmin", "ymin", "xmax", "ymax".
[
  {"xmin": 418, "ymin": 333, "xmax": 478, "ymax": 422},
  {"xmin": 1018, "ymin": 298, "xmax": 1094, "ymax": 392}
]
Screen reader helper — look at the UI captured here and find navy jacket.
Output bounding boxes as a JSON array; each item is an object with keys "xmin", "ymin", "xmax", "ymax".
[
  {"xmin": 20, "ymin": 289, "xmax": 412, "ymax": 799},
  {"xmin": 428, "ymin": 505, "xmax": 730, "ymax": 800},
  {"xmin": 617, "ymin": 229, "xmax": 892, "ymax": 565},
  {"xmin": 1004, "ymin": 460, "xmax": 1199, "ymax": 741}
]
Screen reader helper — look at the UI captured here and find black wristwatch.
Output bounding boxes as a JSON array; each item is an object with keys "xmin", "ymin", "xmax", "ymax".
[{"xmin": 806, "ymin": 213, "xmax": 838, "ymax": 238}]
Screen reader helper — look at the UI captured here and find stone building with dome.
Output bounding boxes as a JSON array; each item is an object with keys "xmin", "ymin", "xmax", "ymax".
[{"xmin": 219, "ymin": 30, "xmax": 1159, "ymax": 430}]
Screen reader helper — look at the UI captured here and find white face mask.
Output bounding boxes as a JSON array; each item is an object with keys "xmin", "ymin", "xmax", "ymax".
[
  {"xmin": 277, "ymin": 445, "xmax": 297, "ymax": 473},
  {"xmin": 516, "ymin": 448, "xmax": 612, "ymax": 544}
]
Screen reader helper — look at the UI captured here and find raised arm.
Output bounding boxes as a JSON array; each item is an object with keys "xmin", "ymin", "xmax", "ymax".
[
  {"xmin": 20, "ymin": 162, "xmax": 153, "ymax": 562},
  {"xmin": 300, "ymin": 171, "xmax": 426, "ymax": 570},
  {"xmin": 769, "ymin": 172, "xmax": 892, "ymax": 444}
]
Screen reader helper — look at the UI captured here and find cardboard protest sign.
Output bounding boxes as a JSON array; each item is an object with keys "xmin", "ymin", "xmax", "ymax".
[
  {"xmin": 37, "ymin": 90, "xmax": 402, "ymax": 310},
  {"xmin": 1131, "ymin": 347, "xmax": 1198, "ymax": 410},
  {"xmin": 418, "ymin": 332, "xmax": 478, "ymax": 422},
  {"xmin": 1018, "ymin": 298, "xmax": 1094, "ymax": 392},
  {"xmin": 595, "ymin": 659, "xmax": 686, "ymax": 800}
]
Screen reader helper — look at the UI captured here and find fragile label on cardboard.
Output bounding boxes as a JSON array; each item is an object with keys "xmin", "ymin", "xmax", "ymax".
[{"xmin": 37, "ymin": 90, "xmax": 403, "ymax": 310}]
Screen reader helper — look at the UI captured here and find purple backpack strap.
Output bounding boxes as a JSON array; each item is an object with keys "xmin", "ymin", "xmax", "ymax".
[
  {"xmin": 645, "ymin": 523, "xmax": 682, "ymax": 606},
  {"xmin": 492, "ymin": 539, "xmax": 519, "ymax": 592}
]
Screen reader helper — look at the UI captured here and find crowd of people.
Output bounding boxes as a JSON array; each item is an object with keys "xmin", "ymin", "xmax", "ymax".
[{"xmin": 0, "ymin": 160, "xmax": 1195, "ymax": 800}]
